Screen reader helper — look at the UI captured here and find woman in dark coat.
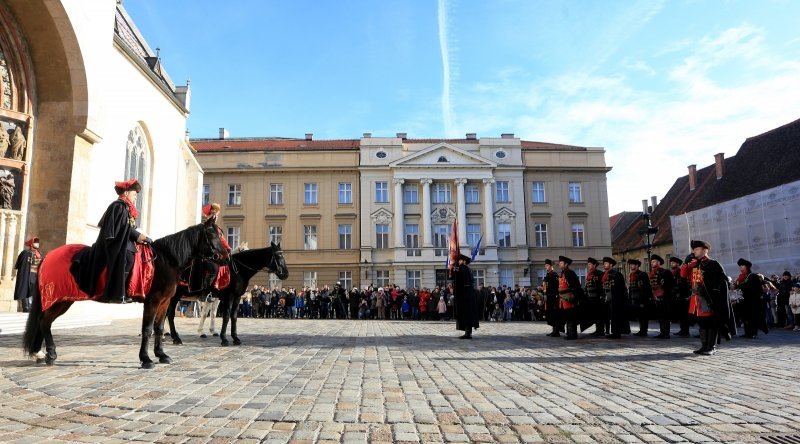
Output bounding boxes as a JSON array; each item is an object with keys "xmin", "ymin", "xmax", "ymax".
[{"xmin": 453, "ymin": 254, "xmax": 480, "ymax": 339}]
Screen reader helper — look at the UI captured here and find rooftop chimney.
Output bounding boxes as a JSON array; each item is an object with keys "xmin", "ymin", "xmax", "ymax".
[
  {"xmin": 219, "ymin": 127, "xmax": 229, "ymax": 140},
  {"xmin": 362, "ymin": 132, "xmax": 372, "ymax": 138},
  {"xmin": 651, "ymin": 195, "xmax": 658, "ymax": 209},
  {"xmin": 305, "ymin": 133, "xmax": 313, "ymax": 141},
  {"xmin": 466, "ymin": 133, "xmax": 477, "ymax": 140},
  {"xmin": 396, "ymin": 132, "xmax": 407, "ymax": 139},
  {"xmin": 501, "ymin": 133, "xmax": 515, "ymax": 139},
  {"xmin": 714, "ymin": 152, "xmax": 725, "ymax": 179},
  {"xmin": 688, "ymin": 164, "xmax": 697, "ymax": 191}
]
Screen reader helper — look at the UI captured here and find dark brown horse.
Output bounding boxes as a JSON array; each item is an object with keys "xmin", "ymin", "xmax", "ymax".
[
  {"xmin": 166, "ymin": 243, "xmax": 289, "ymax": 346},
  {"xmin": 22, "ymin": 219, "xmax": 226, "ymax": 369}
]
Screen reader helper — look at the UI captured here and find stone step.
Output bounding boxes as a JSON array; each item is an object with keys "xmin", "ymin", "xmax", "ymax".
[{"xmin": 0, "ymin": 312, "xmax": 111, "ymax": 335}]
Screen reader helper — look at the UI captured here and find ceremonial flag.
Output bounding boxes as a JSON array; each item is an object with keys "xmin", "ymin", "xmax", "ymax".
[
  {"xmin": 447, "ymin": 220, "xmax": 459, "ymax": 277},
  {"xmin": 471, "ymin": 235, "xmax": 483, "ymax": 261}
]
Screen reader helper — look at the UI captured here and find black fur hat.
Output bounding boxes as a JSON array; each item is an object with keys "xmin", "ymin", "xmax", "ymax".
[
  {"xmin": 650, "ymin": 254, "xmax": 665, "ymax": 265},
  {"xmin": 690, "ymin": 239, "xmax": 710, "ymax": 250},
  {"xmin": 558, "ymin": 255, "xmax": 572, "ymax": 265},
  {"xmin": 737, "ymin": 258, "xmax": 752, "ymax": 268},
  {"xmin": 602, "ymin": 256, "xmax": 617, "ymax": 266}
]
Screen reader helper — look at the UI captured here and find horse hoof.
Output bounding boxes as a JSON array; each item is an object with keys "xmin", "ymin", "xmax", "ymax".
[
  {"xmin": 159, "ymin": 357, "xmax": 172, "ymax": 364},
  {"xmin": 233, "ymin": 340, "xmax": 242, "ymax": 346},
  {"xmin": 173, "ymin": 339, "xmax": 183, "ymax": 345},
  {"xmin": 220, "ymin": 341, "xmax": 229, "ymax": 347},
  {"xmin": 45, "ymin": 357, "xmax": 56, "ymax": 366},
  {"xmin": 35, "ymin": 358, "xmax": 46, "ymax": 365},
  {"xmin": 141, "ymin": 361, "xmax": 155, "ymax": 369}
]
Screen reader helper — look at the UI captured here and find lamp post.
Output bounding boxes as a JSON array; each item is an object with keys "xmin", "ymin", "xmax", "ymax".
[{"xmin": 638, "ymin": 199, "xmax": 659, "ymax": 271}]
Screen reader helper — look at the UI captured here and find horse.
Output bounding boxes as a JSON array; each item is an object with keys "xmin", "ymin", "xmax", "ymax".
[
  {"xmin": 22, "ymin": 219, "xmax": 226, "ymax": 369},
  {"xmin": 166, "ymin": 242, "xmax": 288, "ymax": 346}
]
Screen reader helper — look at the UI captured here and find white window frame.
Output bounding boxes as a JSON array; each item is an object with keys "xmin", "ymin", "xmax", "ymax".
[
  {"xmin": 375, "ymin": 181, "xmax": 388, "ymax": 203},
  {"xmin": 226, "ymin": 226, "xmax": 240, "ymax": 250},
  {"xmin": 304, "ymin": 183, "xmax": 318, "ymax": 205},
  {"xmin": 304, "ymin": 225, "xmax": 318, "ymax": 250},
  {"xmin": 338, "ymin": 182, "xmax": 352, "ymax": 204},
  {"xmin": 432, "ymin": 183, "xmax": 451, "ymax": 204},
  {"xmin": 303, "ymin": 271, "xmax": 318, "ymax": 288},
  {"xmin": 433, "ymin": 224, "xmax": 450, "ymax": 256},
  {"xmin": 499, "ymin": 268, "xmax": 514, "ymax": 288},
  {"xmin": 270, "ymin": 183, "xmax": 283, "ymax": 205},
  {"xmin": 572, "ymin": 222, "xmax": 585, "ymax": 247},
  {"xmin": 532, "ymin": 181, "xmax": 546, "ymax": 203},
  {"xmin": 467, "ymin": 224, "xmax": 482, "ymax": 254},
  {"xmin": 405, "ymin": 223, "xmax": 420, "ymax": 256},
  {"xmin": 375, "ymin": 223, "xmax": 389, "ymax": 249},
  {"xmin": 406, "ymin": 270, "xmax": 421, "ymax": 290},
  {"xmin": 269, "ymin": 225, "xmax": 283, "ymax": 245},
  {"xmin": 473, "ymin": 269, "xmax": 485, "ymax": 287},
  {"xmin": 465, "ymin": 184, "xmax": 480, "ymax": 204},
  {"xmin": 339, "ymin": 271, "xmax": 352, "ymax": 290},
  {"xmin": 228, "ymin": 184, "xmax": 241, "ymax": 206},
  {"xmin": 338, "ymin": 224, "xmax": 352, "ymax": 249},
  {"xmin": 202, "ymin": 184, "xmax": 210, "ymax": 206},
  {"xmin": 496, "ymin": 181, "xmax": 510, "ymax": 203},
  {"xmin": 376, "ymin": 270, "xmax": 390, "ymax": 288},
  {"xmin": 403, "ymin": 184, "xmax": 418, "ymax": 204},
  {"xmin": 568, "ymin": 182, "xmax": 583, "ymax": 203},
  {"xmin": 534, "ymin": 223, "xmax": 548, "ymax": 247},
  {"xmin": 497, "ymin": 223, "xmax": 512, "ymax": 247}
]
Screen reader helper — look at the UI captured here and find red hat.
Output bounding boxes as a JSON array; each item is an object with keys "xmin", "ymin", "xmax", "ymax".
[
  {"xmin": 114, "ymin": 178, "xmax": 141, "ymax": 195},
  {"xmin": 202, "ymin": 203, "xmax": 221, "ymax": 216},
  {"xmin": 25, "ymin": 236, "xmax": 39, "ymax": 247}
]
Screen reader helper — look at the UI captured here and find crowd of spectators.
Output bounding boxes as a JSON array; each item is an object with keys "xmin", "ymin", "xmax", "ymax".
[{"xmin": 234, "ymin": 282, "xmax": 552, "ymax": 323}]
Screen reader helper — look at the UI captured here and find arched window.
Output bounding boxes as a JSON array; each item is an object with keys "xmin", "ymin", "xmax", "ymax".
[{"xmin": 125, "ymin": 125, "xmax": 149, "ymax": 228}]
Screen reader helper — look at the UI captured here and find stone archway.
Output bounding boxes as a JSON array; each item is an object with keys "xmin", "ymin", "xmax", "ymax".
[{"xmin": 0, "ymin": 0, "xmax": 92, "ymax": 311}]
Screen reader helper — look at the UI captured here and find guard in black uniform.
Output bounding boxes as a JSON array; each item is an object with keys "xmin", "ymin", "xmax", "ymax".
[
  {"xmin": 628, "ymin": 259, "xmax": 652, "ymax": 336},
  {"xmin": 649, "ymin": 254, "xmax": 675, "ymax": 338},
  {"xmin": 670, "ymin": 257, "xmax": 691, "ymax": 336},
  {"xmin": 732, "ymin": 258, "xmax": 768, "ymax": 339},
  {"xmin": 602, "ymin": 257, "xmax": 629, "ymax": 339},
  {"xmin": 584, "ymin": 257, "xmax": 606, "ymax": 336},
  {"xmin": 543, "ymin": 259, "xmax": 562, "ymax": 337}
]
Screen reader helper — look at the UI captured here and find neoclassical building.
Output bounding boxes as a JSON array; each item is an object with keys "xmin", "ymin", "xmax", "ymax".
[
  {"xmin": 0, "ymin": 1, "xmax": 202, "ymax": 312},
  {"xmin": 194, "ymin": 132, "xmax": 612, "ymax": 290}
]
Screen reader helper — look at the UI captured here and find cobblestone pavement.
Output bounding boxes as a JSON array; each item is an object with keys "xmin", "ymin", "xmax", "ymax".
[{"xmin": 1, "ymin": 318, "xmax": 799, "ymax": 443}]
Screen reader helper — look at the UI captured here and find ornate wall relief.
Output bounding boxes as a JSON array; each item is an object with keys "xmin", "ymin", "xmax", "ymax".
[{"xmin": 431, "ymin": 207, "xmax": 456, "ymax": 224}]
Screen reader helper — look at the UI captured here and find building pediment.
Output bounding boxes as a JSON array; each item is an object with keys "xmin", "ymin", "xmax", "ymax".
[
  {"xmin": 494, "ymin": 206, "xmax": 516, "ymax": 223},
  {"xmin": 389, "ymin": 143, "xmax": 496, "ymax": 168},
  {"xmin": 370, "ymin": 208, "xmax": 393, "ymax": 224}
]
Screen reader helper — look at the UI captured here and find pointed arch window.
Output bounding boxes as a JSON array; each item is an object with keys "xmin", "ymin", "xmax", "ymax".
[{"xmin": 125, "ymin": 125, "xmax": 149, "ymax": 229}]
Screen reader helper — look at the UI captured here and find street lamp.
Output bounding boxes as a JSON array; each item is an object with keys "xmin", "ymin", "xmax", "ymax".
[{"xmin": 638, "ymin": 198, "xmax": 659, "ymax": 271}]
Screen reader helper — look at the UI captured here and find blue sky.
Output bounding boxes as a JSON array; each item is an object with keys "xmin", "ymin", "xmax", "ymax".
[{"xmin": 125, "ymin": 0, "xmax": 800, "ymax": 215}]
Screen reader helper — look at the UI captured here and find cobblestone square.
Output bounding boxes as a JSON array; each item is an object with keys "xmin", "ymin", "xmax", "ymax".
[{"xmin": 1, "ymin": 318, "xmax": 798, "ymax": 443}]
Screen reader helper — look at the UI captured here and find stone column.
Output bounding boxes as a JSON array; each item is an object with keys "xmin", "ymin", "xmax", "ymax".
[
  {"xmin": 482, "ymin": 178, "xmax": 496, "ymax": 246},
  {"xmin": 420, "ymin": 178, "xmax": 433, "ymax": 247},
  {"xmin": 3, "ymin": 213, "xmax": 16, "ymax": 279},
  {"xmin": 455, "ymin": 178, "xmax": 468, "ymax": 245},
  {"xmin": 393, "ymin": 178, "xmax": 405, "ymax": 247}
]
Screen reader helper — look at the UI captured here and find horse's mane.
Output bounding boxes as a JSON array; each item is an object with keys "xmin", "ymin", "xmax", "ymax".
[{"xmin": 152, "ymin": 224, "xmax": 204, "ymax": 266}]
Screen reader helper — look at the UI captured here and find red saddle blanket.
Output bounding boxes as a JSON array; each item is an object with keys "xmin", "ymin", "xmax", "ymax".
[{"xmin": 39, "ymin": 244, "xmax": 155, "ymax": 311}]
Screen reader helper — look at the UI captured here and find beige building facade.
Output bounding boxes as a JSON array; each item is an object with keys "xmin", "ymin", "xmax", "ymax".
[
  {"xmin": 0, "ymin": 1, "xmax": 201, "ymax": 314},
  {"xmin": 194, "ymin": 133, "xmax": 612, "ymax": 290}
]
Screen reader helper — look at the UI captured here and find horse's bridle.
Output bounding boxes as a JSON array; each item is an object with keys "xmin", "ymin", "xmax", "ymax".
[
  {"xmin": 232, "ymin": 249, "xmax": 284, "ymax": 276},
  {"xmin": 199, "ymin": 224, "xmax": 225, "ymax": 263}
]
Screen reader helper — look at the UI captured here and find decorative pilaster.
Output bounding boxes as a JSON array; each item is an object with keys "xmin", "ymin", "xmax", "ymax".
[
  {"xmin": 455, "ymin": 178, "xmax": 468, "ymax": 245},
  {"xmin": 482, "ymin": 178, "xmax": 496, "ymax": 246},
  {"xmin": 3, "ymin": 213, "xmax": 16, "ymax": 279},
  {"xmin": 393, "ymin": 178, "xmax": 405, "ymax": 247},
  {"xmin": 420, "ymin": 179, "xmax": 433, "ymax": 247}
]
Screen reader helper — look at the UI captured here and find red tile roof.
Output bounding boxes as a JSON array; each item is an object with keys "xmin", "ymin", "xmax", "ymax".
[
  {"xmin": 521, "ymin": 141, "xmax": 592, "ymax": 150},
  {"xmin": 613, "ymin": 117, "xmax": 800, "ymax": 254},
  {"xmin": 192, "ymin": 138, "xmax": 360, "ymax": 151}
]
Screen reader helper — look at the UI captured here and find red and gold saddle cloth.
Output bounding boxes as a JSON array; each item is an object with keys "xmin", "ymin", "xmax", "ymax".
[{"xmin": 39, "ymin": 244, "xmax": 155, "ymax": 311}]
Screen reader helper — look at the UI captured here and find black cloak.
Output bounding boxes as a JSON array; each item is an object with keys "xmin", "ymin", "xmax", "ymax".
[
  {"xmin": 453, "ymin": 263, "xmax": 480, "ymax": 331},
  {"xmin": 71, "ymin": 199, "xmax": 141, "ymax": 300},
  {"xmin": 14, "ymin": 249, "xmax": 39, "ymax": 300}
]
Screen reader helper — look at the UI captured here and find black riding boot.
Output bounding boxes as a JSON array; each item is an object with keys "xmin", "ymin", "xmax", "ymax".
[
  {"xmin": 460, "ymin": 327, "xmax": 472, "ymax": 339},
  {"xmin": 693, "ymin": 328, "xmax": 707, "ymax": 354},
  {"xmin": 661, "ymin": 320, "xmax": 671, "ymax": 339},
  {"xmin": 564, "ymin": 322, "xmax": 578, "ymax": 340},
  {"xmin": 701, "ymin": 329, "xmax": 718, "ymax": 355}
]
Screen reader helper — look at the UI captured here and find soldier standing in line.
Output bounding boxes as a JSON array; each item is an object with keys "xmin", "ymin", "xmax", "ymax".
[
  {"xmin": 732, "ymin": 258, "xmax": 768, "ymax": 339},
  {"xmin": 649, "ymin": 254, "xmax": 675, "ymax": 339},
  {"xmin": 558, "ymin": 256, "xmax": 584, "ymax": 340},
  {"xmin": 543, "ymin": 259, "xmax": 562, "ymax": 337},
  {"xmin": 602, "ymin": 257, "xmax": 629, "ymax": 339},
  {"xmin": 669, "ymin": 257, "xmax": 691, "ymax": 336},
  {"xmin": 584, "ymin": 257, "xmax": 606, "ymax": 336},
  {"xmin": 628, "ymin": 259, "xmax": 653, "ymax": 336},
  {"xmin": 681, "ymin": 240, "xmax": 734, "ymax": 356}
]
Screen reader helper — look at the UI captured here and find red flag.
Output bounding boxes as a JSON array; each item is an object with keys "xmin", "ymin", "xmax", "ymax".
[{"xmin": 448, "ymin": 219, "xmax": 459, "ymax": 277}]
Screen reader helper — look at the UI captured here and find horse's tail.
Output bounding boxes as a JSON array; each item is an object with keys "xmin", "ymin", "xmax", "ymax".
[{"xmin": 22, "ymin": 281, "xmax": 43, "ymax": 357}]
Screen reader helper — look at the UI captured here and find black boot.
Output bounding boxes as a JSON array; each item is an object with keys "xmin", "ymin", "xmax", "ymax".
[
  {"xmin": 564, "ymin": 322, "xmax": 577, "ymax": 340},
  {"xmin": 693, "ymin": 328, "xmax": 707, "ymax": 354},
  {"xmin": 460, "ymin": 327, "xmax": 472, "ymax": 339},
  {"xmin": 701, "ymin": 329, "xmax": 717, "ymax": 355}
]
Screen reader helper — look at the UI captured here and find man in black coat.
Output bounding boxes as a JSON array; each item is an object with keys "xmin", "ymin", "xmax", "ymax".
[
  {"xmin": 682, "ymin": 240, "xmax": 734, "ymax": 355},
  {"xmin": 558, "ymin": 256, "xmax": 585, "ymax": 340},
  {"xmin": 602, "ymin": 257, "xmax": 630, "ymax": 339},
  {"xmin": 670, "ymin": 257, "xmax": 692, "ymax": 336},
  {"xmin": 628, "ymin": 259, "xmax": 652, "ymax": 336},
  {"xmin": 349, "ymin": 286, "xmax": 361, "ymax": 319},
  {"xmin": 543, "ymin": 259, "xmax": 562, "ymax": 337},
  {"xmin": 453, "ymin": 254, "xmax": 479, "ymax": 339},
  {"xmin": 72, "ymin": 179, "xmax": 149, "ymax": 303},
  {"xmin": 584, "ymin": 257, "xmax": 606, "ymax": 336},
  {"xmin": 649, "ymin": 254, "xmax": 675, "ymax": 339},
  {"xmin": 14, "ymin": 236, "xmax": 42, "ymax": 312},
  {"xmin": 732, "ymin": 258, "xmax": 768, "ymax": 338}
]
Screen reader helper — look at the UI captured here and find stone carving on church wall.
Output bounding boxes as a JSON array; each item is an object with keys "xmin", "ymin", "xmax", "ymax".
[
  {"xmin": 0, "ymin": 169, "xmax": 15, "ymax": 209},
  {"xmin": 0, "ymin": 120, "xmax": 27, "ymax": 161}
]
